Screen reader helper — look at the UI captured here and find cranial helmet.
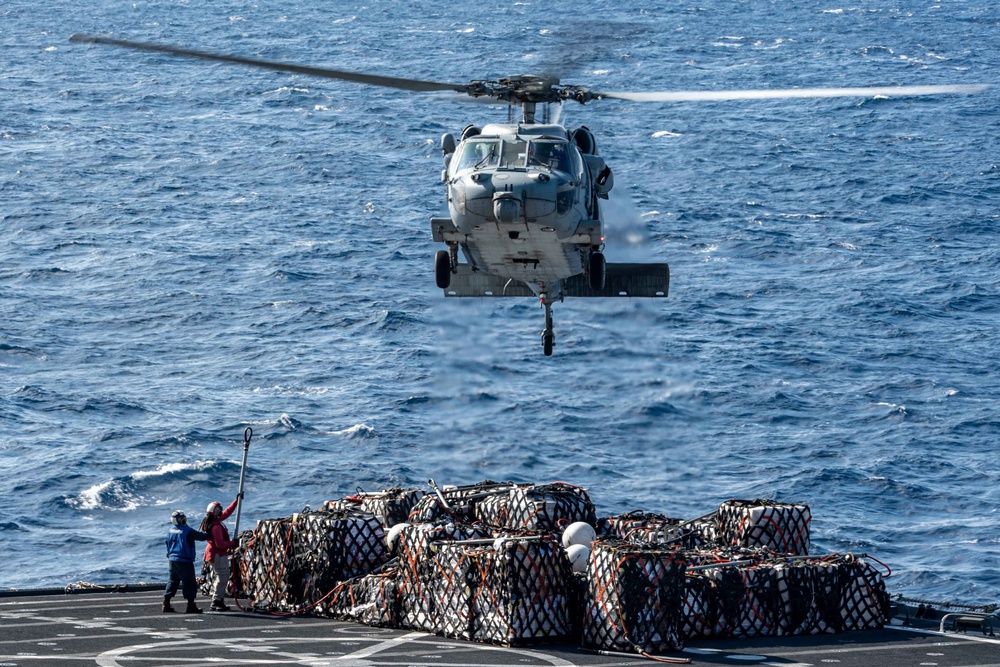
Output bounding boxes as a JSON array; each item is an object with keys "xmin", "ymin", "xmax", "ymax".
[
  {"xmin": 171, "ymin": 510, "xmax": 186, "ymax": 526},
  {"xmin": 206, "ymin": 501, "xmax": 222, "ymax": 517}
]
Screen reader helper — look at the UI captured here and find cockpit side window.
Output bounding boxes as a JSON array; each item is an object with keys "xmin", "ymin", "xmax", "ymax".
[
  {"xmin": 527, "ymin": 140, "xmax": 572, "ymax": 173},
  {"xmin": 454, "ymin": 139, "xmax": 500, "ymax": 173}
]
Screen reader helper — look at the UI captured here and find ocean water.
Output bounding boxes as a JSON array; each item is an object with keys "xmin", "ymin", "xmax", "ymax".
[{"xmin": 3, "ymin": 0, "xmax": 998, "ymax": 603}]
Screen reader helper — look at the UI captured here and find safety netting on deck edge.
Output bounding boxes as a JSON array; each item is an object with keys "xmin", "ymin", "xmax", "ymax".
[{"xmin": 227, "ymin": 482, "xmax": 890, "ymax": 653}]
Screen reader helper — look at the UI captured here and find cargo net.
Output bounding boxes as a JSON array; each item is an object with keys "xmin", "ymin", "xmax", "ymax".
[
  {"xmin": 479, "ymin": 538, "xmax": 573, "ymax": 645},
  {"xmin": 399, "ymin": 534, "xmax": 573, "ymax": 645},
  {"xmin": 718, "ymin": 500, "xmax": 811, "ymax": 556},
  {"xmin": 405, "ymin": 480, "xmax": 595, "ymax": 532},
  {"xmin": 470, "ymin": 483, "xmax": 595, "ymax": 533},
  {"xmin": 326, "ymin": 488, "xmax": 425, "ymax": 527},
  {"xmin": 502, "ymin": 483, "xmax": 597, "ymax": 533},
  {"xmin": 682, "ymin": 553, "xmax": 891, "ymax": 639},
  {"xmin": 232, "ymin": 508, "xmax": 388, "ymax": 614},
  {"xmin": 318, "ymin": 565, "xmax": 399, "ymax": 627},
  {"xmin": 582, "ymin": 539, "xmax": 688, "ymax": 654},
  {"xmin": 396, "ymin": 521, "xmax": 493, "ymax": 633},
  {"xmin": 223, "ymin": 482, "xmax": 890, "ymax": 654},
  {"xmin": 198, "ymin": 560, "xmax": 222, "ymax": 598},
  {"xmin": 598, "ymin": 511, "xmax": 717, "ymax": 550},
  {"xmin": 408, "ymin": 480, "xmax": 522, "ymax": 524}
]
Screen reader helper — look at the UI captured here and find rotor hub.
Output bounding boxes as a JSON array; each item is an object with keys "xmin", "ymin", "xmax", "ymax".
[{"xmin": 464, "ymin": 76, "xmax": 598, "ymax": 105}]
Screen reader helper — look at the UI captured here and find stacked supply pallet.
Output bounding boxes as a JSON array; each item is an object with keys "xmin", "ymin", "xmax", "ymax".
[{"xmin": 227, "ymin": 480, "xmax": 890, "ymax": 657}]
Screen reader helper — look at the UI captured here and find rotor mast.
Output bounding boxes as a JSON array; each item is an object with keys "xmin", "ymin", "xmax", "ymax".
[{"xmin": 522, "ymin": 101, "xmax": 538, "ymax": 124}]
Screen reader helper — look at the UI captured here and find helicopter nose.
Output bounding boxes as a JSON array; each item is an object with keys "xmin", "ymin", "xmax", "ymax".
[{"xmin": 493, "ymin": 193, "xmax": 520, "ymax": 223}]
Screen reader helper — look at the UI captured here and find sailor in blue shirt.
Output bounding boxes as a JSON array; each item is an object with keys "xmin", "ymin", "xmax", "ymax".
[{"xmin": 163, "ymin": 510, "xmax": 209, "ymax": 613}]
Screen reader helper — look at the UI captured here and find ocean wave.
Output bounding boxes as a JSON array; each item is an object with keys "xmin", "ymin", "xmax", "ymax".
[
  {"xmin": 370, "ymin": 309, "xmax": 419, "ymax": 332},
  {"xmin": 328, "ymin": 423, "xmax": 377, "ymax": 439},
  {"xmin": 66, "ymin": 460, "xmax": 220, "ymax": 512},
  {"xmin": 21, "ymin": 267, "xmax": 73, "ymax": 279},
  {"xmin": 4, "ymin": 0, "xmax": 999, "ymax": 603},
  {"xmin": 268, "ymin": 269, "xmax": 321, "ymax": 281},
  {"xmin": 0, "ymin": 343, "xmax": 43, "ymax": 359}
]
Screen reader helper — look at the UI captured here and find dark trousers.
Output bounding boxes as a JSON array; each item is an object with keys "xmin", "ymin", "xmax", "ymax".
[{"xmin": 164, "ymin": 560, "xmax": 198, "ymax": 601}]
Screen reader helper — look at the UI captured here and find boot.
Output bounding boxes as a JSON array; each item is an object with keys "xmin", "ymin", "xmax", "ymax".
[
  {"xmin": 162, "ymin": 596, "xmax": 175, "ymax": 613},
  {"xmin": 184, "ymin": 600, "xmax": 202, "ymax": 614},
  {"xmin": 210, "ymin": 601, "xmax": 230, "ymax": 612}
]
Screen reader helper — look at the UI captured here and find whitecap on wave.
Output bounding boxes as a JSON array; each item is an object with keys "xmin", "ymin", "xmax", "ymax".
[
  {"xmin": 67, "ymin": 461, "xmax": 217, "ymax": 512},
  {"xmin": 328, "ymin": 423, "xmax": 377, "ymax": 439}
]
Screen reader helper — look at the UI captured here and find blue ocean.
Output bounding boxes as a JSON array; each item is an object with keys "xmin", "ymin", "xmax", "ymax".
[{"xmin": 3, "ymin": 0, "xmax": 998, "ymax": 604}]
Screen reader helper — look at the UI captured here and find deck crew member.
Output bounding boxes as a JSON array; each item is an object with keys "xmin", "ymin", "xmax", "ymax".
[
  {"xmin": 200, "ymin": 495, "xmax": 241, "ymax": 612},
  {"xmin": 164, "ymin": 510, "xmax": 209, "ymax": 613}
]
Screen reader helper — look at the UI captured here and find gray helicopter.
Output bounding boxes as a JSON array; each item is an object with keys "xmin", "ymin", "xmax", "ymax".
[{"xmin": 69, "ymin": 35, "xmax": 986, "ymax": 356}]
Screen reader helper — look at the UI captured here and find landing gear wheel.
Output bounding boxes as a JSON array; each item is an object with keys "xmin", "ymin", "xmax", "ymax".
[
  {"xmin": 541, "ymin": 297, "xmax": 555, "ymax": 356},
  {"xmin": 588, "ymin": 251, "xmax": 606, "ymax": 291},
  {"xmin": 434, "ymin": 249, "xmax": 451, "ymax": 289}
]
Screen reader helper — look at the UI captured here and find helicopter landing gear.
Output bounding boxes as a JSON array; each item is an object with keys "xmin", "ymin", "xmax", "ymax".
[
  {"xmin": 434, "ymin": 249, "xmax": 451, "ymax": 289},
  {"xmin": 542, "ymin": 332, "xmax": 554, "ymax": 356},
  {"xmin": 541, "ymin": 296, "xmax": 555, "ymax": 356},
  {"xmin": 588, "ymin": 250, "xmax": 606, "ymax": 291}
]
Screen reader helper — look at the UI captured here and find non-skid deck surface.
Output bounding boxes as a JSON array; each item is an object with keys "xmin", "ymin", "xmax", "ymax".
[{"xmin": 1, "ymin": 590, "xmax": 997, "ymax": 666}]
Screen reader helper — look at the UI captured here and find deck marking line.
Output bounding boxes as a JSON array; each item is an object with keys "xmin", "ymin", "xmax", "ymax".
[
  {"xmin": 95, "ymin": 636, "xmax": 336, "ymax": 667},
  {"xmin": 333, "ymin": 631, "xmax": 424, "ymax": 661},
  {"xmin": 890, "ymin": 626, "xmax": 1000, "ymax": 646},
  {"xmin": 762, "ymin": 641, "xmax": 973, "ymax": 657}
]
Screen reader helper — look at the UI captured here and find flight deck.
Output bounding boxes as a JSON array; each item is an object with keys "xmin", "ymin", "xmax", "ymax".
[{"xmin": 2, "ymin": 588, "xmax": 997, "ymax": 667}]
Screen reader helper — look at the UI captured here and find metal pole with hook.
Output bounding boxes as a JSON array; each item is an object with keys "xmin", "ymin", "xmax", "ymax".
[
  {"xmin": 233, "ymin": 427, "xmax": 252, "ymax": 537},
  {"xmin": 427, "ymin": 478, "xmax": 451, "ymax": 511}
]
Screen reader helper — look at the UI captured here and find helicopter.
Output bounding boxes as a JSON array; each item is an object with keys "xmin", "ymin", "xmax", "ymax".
[{"xmin": 69, "ymin": 34, "xmax": 987, "ymax": 356}]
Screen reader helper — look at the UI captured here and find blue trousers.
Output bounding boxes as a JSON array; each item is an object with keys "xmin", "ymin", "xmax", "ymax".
[{"xmin": 164, "ymin": 560, "xmax": 198, "ymax": 601}]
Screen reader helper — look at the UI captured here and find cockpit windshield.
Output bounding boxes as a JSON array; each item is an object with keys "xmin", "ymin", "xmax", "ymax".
[
  {"xmin": 501, "ymin": 141, "xmax": 528, "ymax": 168},
  {"xmin": 527, "ymin": 140, "xmax": 572, "ymax": 173},
  {"xmin": 454, "ymin": 139, "xmax": 499, "ymax": 172},
  {"xmin": 454, "ymin": 138, "xmax": 573, "ymax": 173}
]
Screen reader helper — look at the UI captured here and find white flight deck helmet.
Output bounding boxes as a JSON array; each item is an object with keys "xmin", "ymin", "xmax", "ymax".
[
  {"xmin": 206, "ymin": 501, "xmax": 222, "ymax": 517},
  {"xmin": 170, "ymin": 510, "xmax": 187, "ymax": 526}
]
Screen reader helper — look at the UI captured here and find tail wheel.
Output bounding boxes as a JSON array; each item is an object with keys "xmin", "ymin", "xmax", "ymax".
[
  {"xmin": 588, "ymin": 251, "xmax": 606, "ymax": 291},
  {"xmin": 434, "ymin": 250, "xmax": 451, "ymax": 289}
]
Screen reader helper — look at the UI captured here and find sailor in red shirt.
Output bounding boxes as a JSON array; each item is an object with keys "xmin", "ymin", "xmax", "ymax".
[{"xmin": 199, "ymin": 495, "xmax": 240, "ymax": 611}]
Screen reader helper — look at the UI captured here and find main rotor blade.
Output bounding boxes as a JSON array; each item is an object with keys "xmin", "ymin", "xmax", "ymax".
[
  {"xmin": 69, "ymin": 34, "xmax": 469, "ymax": 94},
  {"xmin": 597, "ymin": 84, "xmax": 989, "ymax": 102}
]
